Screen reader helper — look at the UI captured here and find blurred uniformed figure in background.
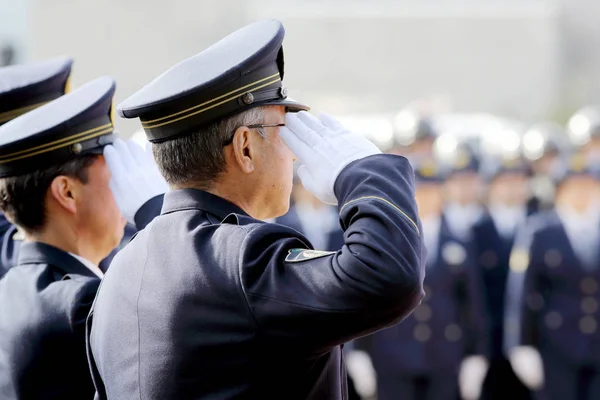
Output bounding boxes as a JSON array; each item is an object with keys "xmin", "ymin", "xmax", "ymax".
[
  {"xmin": 435, "ymin": 135, "xmax": 485, "ymax": 241},
  {"xmin": 522, "ymin": 121, "xmax": 571, "ymax": 213},
  {"xmin": 505, "ymin": 153, "xmax": 600, "ymax": 400},
  {"xmin": 475, "ymin": 150, "xmax": 534, "ymax": 399},
  {"xmin": 368, "ymin": 157, "xmax": 487, "ymax": 400},
  {"xmin": 567, "ymin": 105, "xmax": 600, "ymax": 162},
  {"xmin": 390, "ymin": 109, "xmax": 438, "ymax": 160}
]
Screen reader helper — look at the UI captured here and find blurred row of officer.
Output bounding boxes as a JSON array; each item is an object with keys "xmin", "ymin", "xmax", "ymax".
[{"xmin": 275, "ymin": 107, "xmax": 600, "ymax": 400}]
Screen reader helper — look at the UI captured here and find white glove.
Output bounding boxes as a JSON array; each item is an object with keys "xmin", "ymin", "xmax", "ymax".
[
  {"xmin": 458, "ymin": 355, "xmax": 489, "ymax": 400},
  {"xmin": 280, "ymin": 111, "xmax": 381, "ymax": 205},
  {"xmin": 345, "ymin": 350, "xmax": 377, "ymax": 399},
  {"xmin": 104, "ymin": 138, "xmax": 169, "ymax": 225},
  {"xmin": 508, "ymin": 346, "xmax": 544, "ymax": 390}
]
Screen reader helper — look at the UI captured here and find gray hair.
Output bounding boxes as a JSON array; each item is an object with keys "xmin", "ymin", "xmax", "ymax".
[{"xmin": 152, "ymin": 107, "xmax": 265, "ymax": 188}]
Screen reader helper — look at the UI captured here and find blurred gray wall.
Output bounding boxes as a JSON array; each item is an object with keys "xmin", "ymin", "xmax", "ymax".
[
  {"xmin": 252, "ymin": 0, "xmax": 562, "ymax": 122},
  {"xmin": 26, "ymin": 0, "xmax": 251, "ymax": 134},
  {"xmin": 2, "ymin": 0, "xmax": 599, "ymax": 133},
  {"xmin": 0, "ymin": 0, "xmax": 28, "ymax": 64}
]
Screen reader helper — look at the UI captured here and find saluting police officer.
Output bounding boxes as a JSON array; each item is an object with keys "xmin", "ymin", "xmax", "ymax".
[
  {"xmin": 0, "ymin": 75, "xmax": 167, "ymax": 399},
  {"xmin": 506, "ymin": 154, "xmax": 600, "ymax": 400},
  {"xmin": 0, "ymin": 57, "xmax": 73, "ymax": 277},
  {"xmin": 0, "ymin": 77, "xmax": 125, "ymax": 399},
  {"xmin": 87, "ymin": 19, "xmax": 425, "ymax": 399},
  {"xmin": 368, "ymin": 157, "xmax": 487, "ymax": 400}
]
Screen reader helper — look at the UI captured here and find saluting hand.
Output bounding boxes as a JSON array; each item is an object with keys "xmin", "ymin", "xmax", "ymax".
[
  {"xmin": 104, "ymin": 138, "xmax": 168, "ymax": 225},
  {"xmin": 280, "ymin": 111, "xmax": 381, "ymax": 205}
]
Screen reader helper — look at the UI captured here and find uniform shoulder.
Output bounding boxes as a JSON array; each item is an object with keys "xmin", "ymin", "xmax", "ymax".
[
  {"xmin": 218, "ymin": 214, "xmax": 313, "ymax": 262},
  {"xmin": 221, "ymin": 213, "xmax": 310, "ymax": 242},
  {"xmin": 0, "ymin": 263, "xmax": 99, "ymax": 335},
  {"xmin": 45, "ymin": 271, "xmax": 99, "ymax": 316}
]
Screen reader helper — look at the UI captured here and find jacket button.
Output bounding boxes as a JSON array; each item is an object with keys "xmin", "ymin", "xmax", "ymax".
[
  {"xmin": 580, "ymin": 316, "xmax": 597, "ymax": 334},
  {"xmin": 414, "ymin": 324, "xmax": 431, "ymax": 342},
  {"xmin": 527, "ymin": 292, "xmax": 544, "ymax": 311},
  {"xmin": 545, "ymin": 311, "xmax": 563, "ymax": 329},
  {"xmin": 480, "ymin": 250, "xmax": 497, "ymax": 269},
  {"xmin": 581, "ymin": 278, "xmax": 598, "ymax": 295},
  {"xmin": 581, "ymin": 297, "xmax": 598, "ymax": 314},
  {"xmin": 544, "ymin": 249, "xmax": 562, "ymax": 268},
  {"xmin": 413, "ymin": 304, "xmax": 432, "ymax": 322},
  {"xmin": 444, "ymin": 324, "xmax": 462, "ymax": 342}
]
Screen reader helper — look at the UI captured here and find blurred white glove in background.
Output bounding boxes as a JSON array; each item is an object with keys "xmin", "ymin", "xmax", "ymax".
[
  {"xmin": 458, "ymin": 355, "xmax": 489, "ymax": 400},
  {"xmin": 509, "ymin": 346, "xmax": 544, "ymax": 390},
  {"xmin": 345, "ymin": 350, "xmax": 377, "ymax": 399}
]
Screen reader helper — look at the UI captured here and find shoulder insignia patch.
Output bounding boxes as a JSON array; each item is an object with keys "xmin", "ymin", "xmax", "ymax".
[{"xmin": 285, "ymin": 249, "xmax": 336, "ymax": 263}]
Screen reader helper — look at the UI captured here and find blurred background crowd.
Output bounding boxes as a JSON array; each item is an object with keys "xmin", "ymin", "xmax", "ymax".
[
  {"xmin": 3, "ymin": 0, "xmax": 600, "ymax": 399},
  {"xmin": 284, "ymin": 105, "xmax": 600, "ymax": 400}
]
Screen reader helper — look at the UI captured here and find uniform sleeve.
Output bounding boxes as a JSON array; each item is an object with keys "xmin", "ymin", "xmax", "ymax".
[
  {"xmin": 503, "ymin": 220, "xmax": 542, "ymax": 352},
  {"xmin": 69, "ymin": 278, "xmax": 101, "ymax": 341},
  {"xmin": 240, "ymin": 154, "xmax": 425, "ymax": 350}
]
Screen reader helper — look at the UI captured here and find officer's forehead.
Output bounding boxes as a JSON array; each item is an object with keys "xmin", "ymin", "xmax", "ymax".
[{"xmin": 263, "ymin": 106, "xmax": 285, "ymax": 119}]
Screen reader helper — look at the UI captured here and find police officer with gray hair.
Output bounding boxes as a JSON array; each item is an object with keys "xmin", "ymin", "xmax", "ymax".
[{"xmin": 87, "ymin": 19, "xmax": 425, "ymax": 399}]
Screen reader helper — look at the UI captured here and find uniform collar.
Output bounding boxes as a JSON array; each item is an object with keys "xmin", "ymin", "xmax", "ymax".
[
  {"xmin": 68, "ymin": 252, "xmax": 103, "ymax": 278},
  {"xmin": 161, "ymin": 188, "xmax": 250, "ymax": 221},
  {"xmin": 17, "ymin": 241, "xmax": 99, "ymax": 279}
]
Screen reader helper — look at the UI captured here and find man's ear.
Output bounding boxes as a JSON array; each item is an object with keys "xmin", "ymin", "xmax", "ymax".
[
  {"xmin": 48, "ymin": 175, "xmax": 78, "ymax": 214},
  {"xmin": 230, "ymin": 127, "xmax": 256, "ymax": 174}
]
